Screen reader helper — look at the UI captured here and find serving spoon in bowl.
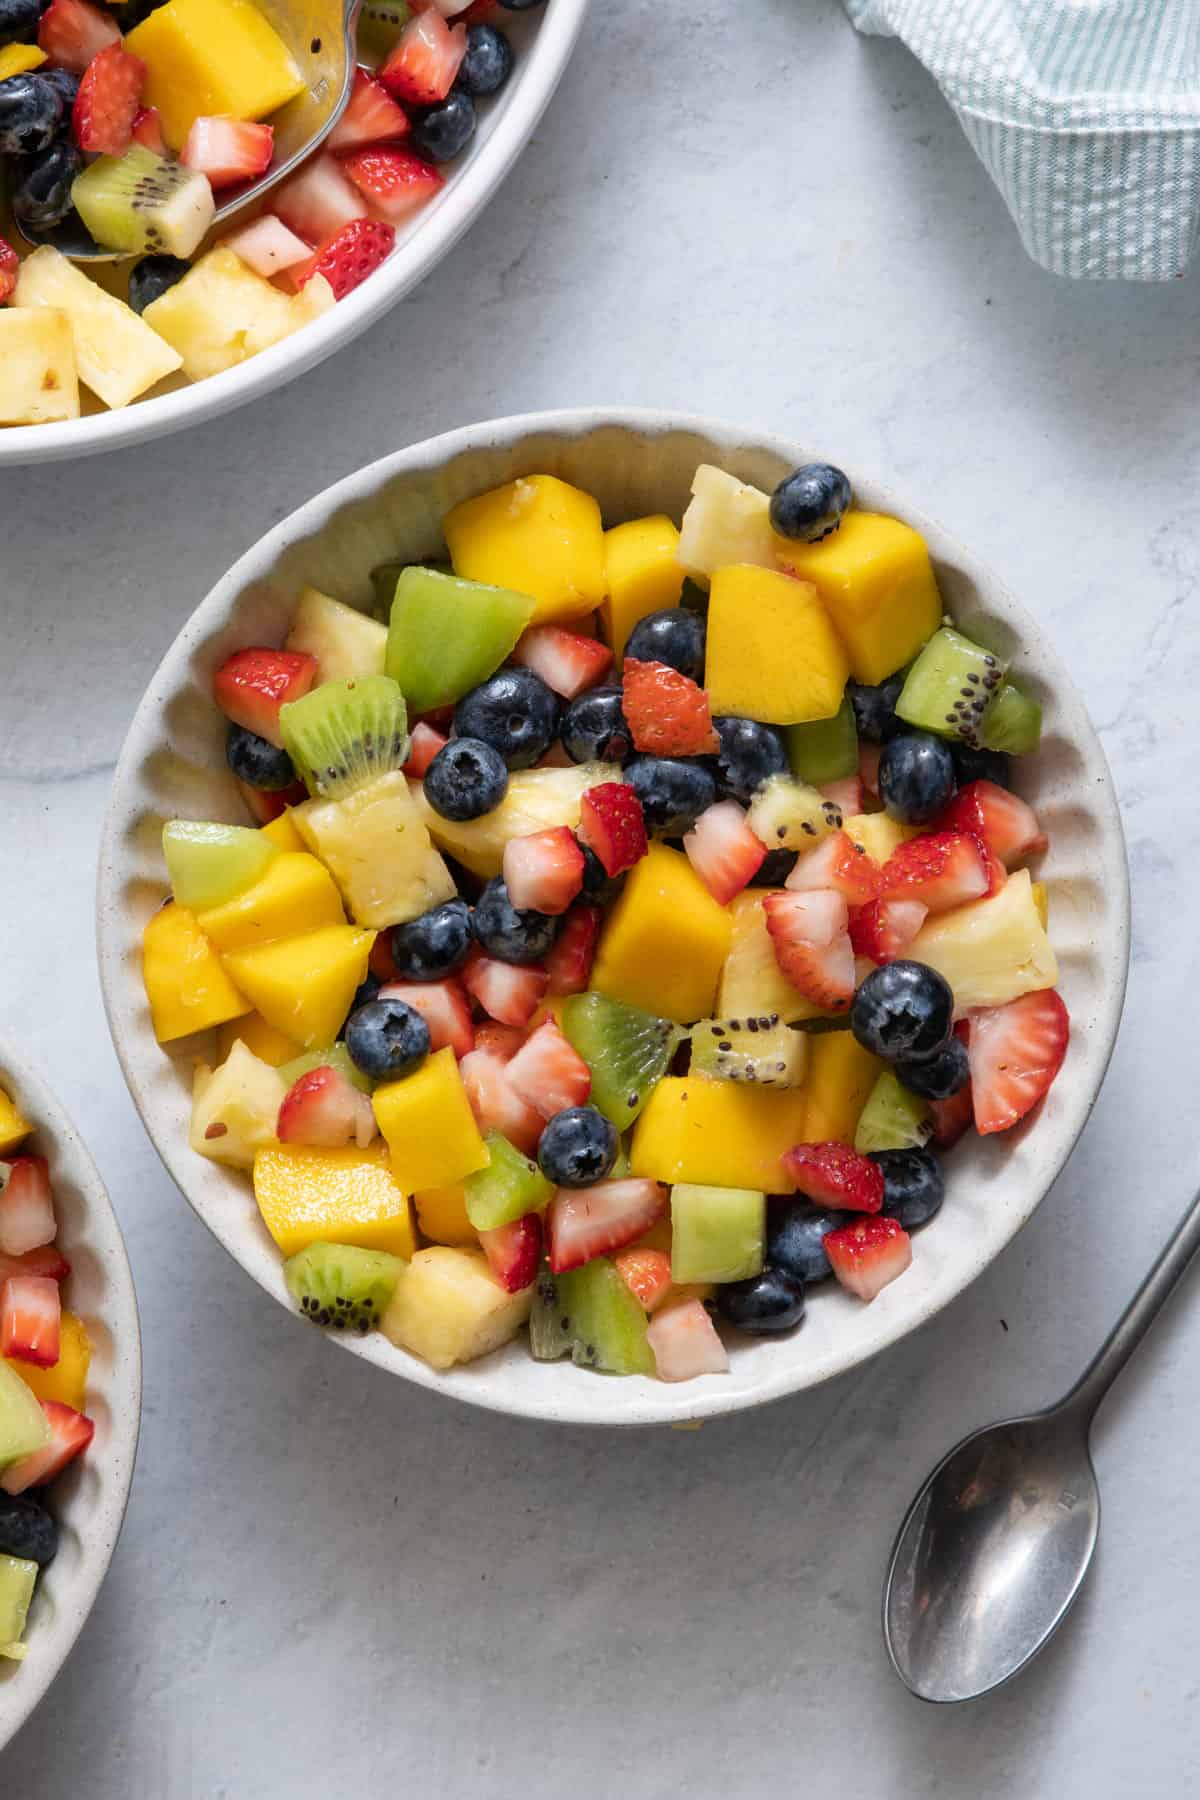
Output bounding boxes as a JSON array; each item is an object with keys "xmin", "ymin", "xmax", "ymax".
[
  {"xmin": 20, "ymin": 0, "xmax": 361, "ymax": 261},
  {"xmin": 883, "ymin": 1183, "xmax": 1200, "ymax": 1703}
]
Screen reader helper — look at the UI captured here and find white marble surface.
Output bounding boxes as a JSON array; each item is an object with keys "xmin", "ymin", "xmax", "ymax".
[{"xmin": 1, "ymin": 0, "xmax": 1197, "ymax": 1791}]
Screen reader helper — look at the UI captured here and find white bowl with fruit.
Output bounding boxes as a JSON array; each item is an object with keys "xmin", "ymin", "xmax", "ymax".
[{"xmin": 97, "ymin": 408, "xmax": 1129, "ymax": 1426}]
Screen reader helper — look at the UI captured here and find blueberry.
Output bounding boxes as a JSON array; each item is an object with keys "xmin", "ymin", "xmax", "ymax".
[
  {"xmin": 624, "ymin": 608, "xmax": 706, "ymax": 682},
  {"xmin": 454, "ymin": 668, "xmax": 559, "ymax": 770},
  {"xmin": 0, "ymin": 0, "xmax": 41, "ymax": 47},
  {"xmin": 410, "ymin": 89, "xmax": 476, "ymax": 162},
  {"xmin": 128, "ymin": 254, "xmax": 191, "ymax": 316},
  {"xmin": 424, "ymin": 737, "xmax": 508, "ymax": 820},
  {"xmin": 878, "ymin": 731, "xmax": 956, "ymax": 825},
  {"xmin": 717, "ymin": 1268, "xmax": 806, "ymax": 1333},
  {"xmin": 712, "ymin": 715, "xmax": 788, "ymax": 801},
  {"xmin": 0, "ymin": 1492, "xmax": 57, "ymax": 1566},
  {"xmin": 346, "ymin": 996, "xmax": 430, "ymax": 1081},
  {"xmin": 768, "ymin": 462, "xmax": 852, "ymax": 543},
  {"xmin": 390, "ymin": 898, "xmax": 473, "ymax": 979},
  {"xmin": 848, "ymin": 675, "xmax": 905, "ymax": 743},
  {"xmin": 625, "ymin": 755, "xmax": 715, "ymax": 836},
  {"xmin": 579, "ymin": 842, "xmax": 624, "ymax": 903},
  {"xmin": 473, "ymin": 876, "xmax": 560, "ymax": 965},
  {"xmin": 750, "ymin": 847, "xmax": 798, "ymax": 886},
  {"xmin": 348, "ymin": 971, "xmax": 382, "ymax": 1021},
  {"xmin": 0, "ymin": 75, "xmax": 65, "ymax": 156},
  {"xmin": 951, "ymin": 741, "xmax": 1011, "ymax": 789},
  {"xmin": 498, "ymin": 0, "xmax": 544, "ymax": 8},
  {"xmin": 896, "ymin": 1034, "xmax": 969, "ymax": 1101},
  {"xmin": 766, "ymin": 1201, "xmax": 849, "ymax": 1284},
  {"xmin": 456, "ymin": 23, "xmax": 513, "ymax": 95},
  {"xmin": 537, "ymin": 1105, "xmax": 618, "ymax": 1186},
  {"xmin": 561, "ymin": 684, "xmax": 630, "ymax": 764},
  {"xmin": 871, "ymin": 1148, "xmax": 944, "ymax": 1230},
  {"xmin": 10, "ymin": 138, "xmax": 82, "ymax": 231},
  {"xmin": 226, "ymin": 723, "xmax": 296, "ymax": 790},
  {"xmin": 39, "ymin": 68, "xmax": 78, "ymax": 107},
  {"xmin": 851, "ymin": 961, "xmax": 954, "ymax": 1064}
]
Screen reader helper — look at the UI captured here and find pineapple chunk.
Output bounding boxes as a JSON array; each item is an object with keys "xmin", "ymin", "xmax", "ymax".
[
  {"xmin": 127, "ymin": 0, "xmax": 305, "ymax": 148},
  {"xmin": 15, "ymin": 246, "xmax": 181, "ymax": 409},
  {"xmin": 285, "ymin": 588, "xmax": 387, "ymax": 684},
  {"xmin": 0, "ymin": 309, "xmax": 79, "ymax": 424},
  {"xmin": 189, "ymin": 1040, "xmax": 286, "ymax": 1169},
  {"xmin": 294, "ymin": 771, "xmax": 456, "ymax": 930},
  {"xmin": 413, "ymin": 763, "xmax": 621, "ymax": 879},
  {"xmin": 841, "ymin": 812, "xmax": 918, "ymax": 864},
  {"xmin": 677, "ymin": 465, "xmax": 783, "ymax": 587},
  {"xmin": 718, "ymin": 891, "xmax": 839, "ymax": 1024},
  {"xmin": 143, "ymin": 248, "xmax": 334, "ymax": 381},
  {"xmin": 910, "ymin": 869, "xmax": 1058, "ymax": 1014},
  {"xmin": 381, "ymin": 1246, "xmax": 532, "ymax": 1370}
]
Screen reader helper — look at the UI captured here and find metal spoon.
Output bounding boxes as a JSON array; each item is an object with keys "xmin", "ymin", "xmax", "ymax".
[
  {"xmin": 21, "ymin": 0, "xmax": 361, "ymax": 261},
  {"xmin": 883, "ymin": 1184, "xmax": 1200, "ymax": 1703}
]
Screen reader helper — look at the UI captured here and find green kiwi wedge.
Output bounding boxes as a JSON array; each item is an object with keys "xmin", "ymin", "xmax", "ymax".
[{"xmin": 279, "ymin": 674, "xmax": 410, "ymax": 800}]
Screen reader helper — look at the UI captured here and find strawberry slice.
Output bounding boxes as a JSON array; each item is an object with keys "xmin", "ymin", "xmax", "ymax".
[
  {"xmin": 577, "ymin": 782, "xmax": 647, "ymax": 877},
  {"xmin": 294, "ymin": 216, "xmax": 396, "ymax": 300},
  {"xmin": 339, "ymin": 145, "xmax": 444, "ymax": 225},
  {"xmin": 236, "ymin": 777, "xmax": 307, "ymax": 825},
  {"xmin": 783, "ymin": 1141, "xmax": 884, "ymax": 1212},
  {"xmin": 502, "ymin": 827, "xmax": 585, "ymax": 916},
  {"xmin": 181, "ymin": 115, "xmax": 273, "ymax": 188},
  {"xmin": 858, "ymin": 743, "xmax": 881, "ymax": 798},
  {"xmin": 272, "ymin": 152, "xmax": 367, "ymax": 244},
  {"xmin": 0, "ymin": 1245, "xmax": 70, "ymax": 1287},
  {"xmin": 929, "ymin": 1082, "xmax": 974, "ymax": 1148},
  {"xmin": 762, "ymin": 890, "xmax": 855, "ymax": 1012},
  {"xmin": 819, "ymin": 774, "xmax": 863, "ymax": 818},
  {"xmin": 38, "ymin": 0, "xmax": 120, "ymax": 74},
  {"xmin": 130, "ymin": 104, "xmax": 165, "ymax": 154},
  {"xmin": 544, "ymin": 903, "xmax": 602, "ymax": 996},
  {"xmin": 683, "ymin": 800, "xmax": 765, "ymax": 903},
  {"xmin": 546, "ymin": 1178, "xmax": 667, "ymax": 1273},
  {"xmin": 935, "ymin": 780, "xmax": 1047, "ymax": 866},
  {"xmin": 462, "ymin": 951, "xmax": 547, "ymax": 1028},
  {"xmin": 402, "ymin": 720, "xmax": 448, "ymax": 779},
  {"xmin": 1, "ymin": 1275, "xmax": 61, "ymax": 1368},
  {"xmin": 505, "ymin": 1019, "xmax": 591, "ymax": 1120},
  {"xmin": 614, "ymin": 1245, "xmax": 673, "ymax": 1313},
  {"xmin": 786, "ymin": 829, "xmax": 881, "ymax": 905},
  {"xmin": 0, "ymin": 1157, "xmax": 55, "ymax": 1258},
  {"xmin": 646, "ymin": 1298, "xmax": 729, "ymax": 1381},
  {"xmin": 223, "ymin": 214, "xmax": 312, "ymax": 279},
  {"xmin": 276, "ymin": 1066, "xmax": 377, "ymax": 1149},
  {"xmin": 847, "ymin": 896, "xmax": 927, "ymax": 964},
  {"xmin": 459, "ymin": 1048, "xmax": 543, "ymax": 1155},
  {"xmin": 72, "ymin": 43, "xmax": 144, "ymax": 155},
  {"xmin": 825, "ymin": 1215, "xmax": 912, "ymax": 1301},
  {"xmin": 213, "ymin": 647, "xmax": 317, "ymax": 748},
  {"xmin": 378, "ymin": 978, "xmax": 474, "ymax": 1058},
  {"xmin": 0, "ymin": 1401, "xmax": 94, "ymax": 1496},
  {"xmin": 380, "ymin": 9, "xmax": 466, "ymax": 104},
  {"xmin": 621, "ymin": 658, "xmax": 720, "ymax": 757},
  {"xmin": 879, "ymin": 831, "xmax": 989, "ymax": 914},
  {"xmin": 328, "ymin": 66, "xmax": 411, "ymax": 152},
  {"xmin": 474, "ymin": 1022, "xmax": 524, "ymax": 1060},
  {"xmin": 511, "ymin": 625, "xmax": 613, "ymax": 700},
  {"xmin": 967, "ymin": 988, "xmax": 1069, "ymax": 1135},
  {"xmin": 0, "ymin": 237, "xmax": 18, "ymax": 306},
  {"xmin": 478, "ymin": 1212, "xmax": 541, "ymax": 1293}
]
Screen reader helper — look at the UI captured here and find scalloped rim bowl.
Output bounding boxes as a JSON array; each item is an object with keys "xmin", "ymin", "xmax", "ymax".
[
  {"xmin": 0, "ymin": 1041, "xmax": 141, "ymax": 1752},
  {"xmin": 0, "ymin": 0, "xmax": 589, "ymax": 467},
  {"xmin": 97, "ymin": 407, "xmax": 1130, "ymax": 1427}
]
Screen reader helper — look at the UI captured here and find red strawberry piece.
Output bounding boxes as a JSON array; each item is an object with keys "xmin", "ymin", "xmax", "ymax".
[
  {"xmin": 294, "ymin": 215, "xmax": 396, "ymax": 300},
  {"xmin": 130, "ymin": 104, "xmax": 165, "ymax": 154},
  {"xmin": 613, "ymin": 1245, "xmax": 673, "ymax": 1313},
  {"xmin": 879, "ymin": 830, "xmax": 989, "ymax": 914},
  {"xmin": 379, "ymin": 9, "xmax": 466, "ymax": 104},
  {"xmin": 478, "ymin": 1211, "xmax": 541, "ymax": 1294},
  {"xmin": 213, "ymin": 646, "xmax": 318, "ymax": 747},
  {"xmin": 339, "ymin": 144, "xmax": 444, "ymax": 225},
  {"xmin": 502, "ymin": 827, "xmax": 584, "ymax": 916},
  {"xmin": 181, "ymin": 115, "xmax": 273, "ymax": 188},
  {"xmin": 820, "ymin": 774, "xmax": 863, "ymax": 818},
  {"xmin": 276, "ymin": 1066, "xmax": 377, "ymax": 1149},
  {"xmin": 0, "ymin": 236, "xmax": 18, "ymax": 306},
  {"xmin": 929, "ymin": 1082, "xmax": 974, "ymax": 1149},
  {"xmin": 402, "ymin": 720, "xmax": 448, "ymax": 779},
  {"xmin": 783, "ymin": 1141, "xmax": 884, "ymax": 1212},
  {"xmin": 935, "ymin": 780, "xmax": 1048, "ymax": 866},
  {"xmin": 786, "ymin": 829, "xmax": 882, "ymax": 905},
  {"xmin": 505, "ymin": 1018, "xmax": 591, "ymax": 1120},
  {"xmin": 683, "ymin": 800, "xmax": 765, "ymax": 903},
  {"xmin": 0, "ymin": 1157, "xmax": 55, "ymax": 1258},
  {"xmin": 621, "ymin": 658, "xmax": 720, "ymax": 757},
  {"xmin": 1, "ymin": 1275, "xmax": 61, "ymax": 1368},
  {"xmin": 544, "ymin": 903, "xmax": 602, "ymax": 996},
  {"xmin": 859, "ymin": 743, "xmax": 882, "ymax": 798},
  {"xmin": 546, "ymin": 1179, "xmax": 667, "ymax": 1274},
  {"xmin": 762, "ymin": 889, "xmax": 855, "ymax": 1012},
  {"xmin": 825, "ymin": 1215, "xmax": 912, "ymax": 1302},
  {"xmin": 0, "ymin": 1401, "xmax": 94, "ymax": 1496},
  {"xmin": 369, "ymin": 931, "xmax": 402, "ymax": 982},
  {"xmin": 462, "ymin": 951, "xmax": 547, "ymax": 1028},
  {"xmin": 272, "ymin": 152, "xmax": 366, "ymax": 244},
  {"xmin": 511, "ymin": 625, "xmax": 613, "ymax": 699},
  {"xmin": 459, "ymin": 1048, "xmax": 543, "ymax": 1155},
  {"xmin": 38, "ymin": 0, "xmax": 119, "ymax": 74},
  {"xmin": 414, "ymin": 703, "xmax": 455, "ymax": 731},
  {"xmin": 847, "ymin": 896, "xmax": 927, "ymax": 964},
  {"xmin": 455, "ymin": 0, "xmax": 500, "ymax": 21},
  {"xmin": 646, "ymin": 1297, "xmax": 729, "ymax": 1381},
  {"xmin": 967, "ymin": 988, "xmax": 1069, "ymax": 1135},
  {"xmin": 975, "ymin": 833, "xmax": 1007, "ymax": 896},
  {"xmin": 236, "ymin": 777, "xmax": 307, "ymax": 825},
  {"xmin": 379, "ymin": 978, "xmax": 474, "ymax": 1058},
  {"xmin": 328, "ymin": 66, "xmax": 411, "ymax": 152},
  {"xmin": 0, "ymin": 1245, "xmax": 70, "ymax": 1287},
  {"xmin": 473, "ymin": 1022, "xmax": 524, "ymax": 1060},
  {"xmin": 577, "ymin": 782, "xmax": 647, "ymax": 877},
  {"xmin": 72, "ymin": 43, "xmax": 145, "ymax": 155}
]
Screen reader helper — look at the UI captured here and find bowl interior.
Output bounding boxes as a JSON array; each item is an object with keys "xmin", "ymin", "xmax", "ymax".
[{"xmin": 97, "ymin": 410, "xmax": 1129, "ymax": 1425}]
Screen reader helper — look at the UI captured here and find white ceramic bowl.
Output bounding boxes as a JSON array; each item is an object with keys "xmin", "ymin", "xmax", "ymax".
[
  {"xmin": 97, "ymin": 408, "xmax": 1130, "ymax": 1426},
  {"xmin": 0, "ymin": 1, "xmax": 589, "ymax": 468},
  {"xmin": 0, "ymin": 1042, "xmax": 141, "ymax": 1752}
]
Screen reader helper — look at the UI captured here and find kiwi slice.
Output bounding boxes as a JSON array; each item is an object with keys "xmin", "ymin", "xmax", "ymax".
[
  {"xmin": 358, "ymin": 0, "xmax": 411, "ymax": 59},
  {"xmin": 0, "ymin": 1555, "xmax": 37, "ymax": 1663},
  {"xmin": 369, "ymin": 560, "xmax": 405, "ymax": 620},
  {"xmin": 745, "ymin": 775, "xmax": 843, "ymax": 850},
  {"xmin": 561, "ymin": 992, "xmax": 682, "ymax": 1131},
  {"xmin": 386, "ymin": 567, "xmax": 535, "ymax": 714},
  {"xmin": 529, "ymin": 1264, "xmax": 574, "ymax": 1361},
  {"xmin": 279, "ymin": 673, "xmax": 410, "ymax": 800},
  {"xmin": 979, "ymin": 680, "xmax": 1042, "ymax": 754},
  {"xmin": 896, "ymin": 627, "xmax": 1008, "ymax": 744},
  {"xmin": 465, "ymin": 1133, "xmax": 553, "ymax": 1233},
  {"xmin": 690, "ymin": 1015, "xmax": 805, "ymax": 1088},
  {"xmin": 162, "ymin": 820, "xmax": 278, "ymax": 911},
  {"xmin": 278, "ymin": 1042, "xmax": 373, "ymax": 1095},
  {"xmin": 283, "ymin": 1242, "xmax": 404, "ymax": 1333},
  {"xmin": 72, "ymin": 146, "xmax": 215, "ymax": 258},
  {"xmin": 559, "ymin": 1258, "xmax": 656, "ymax": 1375},
  {"xmin": 670, "ymin": 1184, "xmax": 765, "ymax": 1285},
  {"xmin": 785, "ymin": 696, "xmax": 858, "ymax": 784},
  {"xmin": 853, "ymin": 1070, "xmax": 931, "ymax": 1153}
]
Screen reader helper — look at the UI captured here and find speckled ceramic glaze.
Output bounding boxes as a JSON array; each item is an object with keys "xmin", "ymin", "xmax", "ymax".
[{"xmin": 96, "ymin": 408, "xmax": 1129, "ymax": 1426}]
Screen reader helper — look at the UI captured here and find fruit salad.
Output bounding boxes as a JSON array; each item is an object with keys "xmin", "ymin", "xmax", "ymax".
[
  {"xmin": 0, "ymin": 1077, "xmax": 96, "ymax": 1659},
  {"xmin": 141, "ymin": 457, "xmax": 1068, "ymax": 1386},
  {"xmin": 0, "ymin": 0, "xmax": 539, "ymax": 425}
]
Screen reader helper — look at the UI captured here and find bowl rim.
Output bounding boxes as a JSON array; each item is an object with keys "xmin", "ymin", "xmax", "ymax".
[
  {"xmin": 0, "ymin": 0, "xmax": 590, "ymax": 468},
  {"xmin": 0, "ymin": 1037, "xmax": 142, "ymax": 1752},
  {"xmin": 97, "ymin": 405, "xmax": 1131, "ymax": 1426}
]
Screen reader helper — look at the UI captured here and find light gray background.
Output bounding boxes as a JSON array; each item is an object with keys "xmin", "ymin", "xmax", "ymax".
[{"xmin": 2, "ymin": 1, "xmax": 1195, "ymax": 1793}]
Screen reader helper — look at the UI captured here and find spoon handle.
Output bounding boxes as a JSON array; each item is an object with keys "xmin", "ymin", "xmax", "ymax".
[{"xmin": 1064, "ymin": 1185, "xmax": 1200, "ymax": 1425}]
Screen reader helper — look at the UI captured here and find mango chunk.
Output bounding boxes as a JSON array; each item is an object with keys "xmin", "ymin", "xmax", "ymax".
[
  {"xmin": 253, "ymin": 1143, "xmax": 416, "ymax": 1260},
  {"xmin": 631, "ymin": 1078, "xmax": 809, "ymax": 1193},
  {"xmin": 215, "ymin": 1012, "xmax": 303, "ymax": 1068},
  {"xmin": 221, "ymin": 925, "xmax": 374, "ymax": 1050},
  {"xmin": 705, "ymin": 564, "xmax": 850, "ymax": 725},
  {"xmin": 802, "ymin": 1031, "xmax": 882, "ymax": 1144},
  {"xmin": 0, "ymin": 1086, "xmax": 31, "ymax": 1156},
  {"xmin": 6, "ymin": 1311, "xmax": 90, "ymax": 1413},
  {"xmin": 259, "ymin": 810, "xmax": 306, "ymax": 854},
  {"xmin": 443, "ymin": 474, "xmax": 606, "ymax": 624},
  {"xmin": 414, "ymin": 1185, "xmax": 477, "ymax": 1247},
  {"xmin": 602, "ymin": 515, "xmax": 684, "ymax": 656},
  {"xmin": 780, "ymin": 512, "xmax": 943, "ymax": 685},
  {"xmin": 591, "ymin": 843, "xmax": 732, "ymax": 1024},
  {"xmin": 373, "ymin": 1048, "xmax": 490, "ymax": 1193},
  {"xmin": 127, "ymin": 0, "xmax": 305, "ymax": 149},
  {"xmin": 143, "ymin": 901, "xmax": 250, "ymax": 1042},
  {"xmin": 0, "ymin": 44, "xmax": 45, "ymax": 79},
  {"xmin": 197, "ymin": 852, "xmax": 345, "ymax": 952}
]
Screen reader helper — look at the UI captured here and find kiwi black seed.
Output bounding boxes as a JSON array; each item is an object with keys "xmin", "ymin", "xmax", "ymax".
[{"xmin": 279, "ymin": 673, "xmax": 411, "ymax": 800}]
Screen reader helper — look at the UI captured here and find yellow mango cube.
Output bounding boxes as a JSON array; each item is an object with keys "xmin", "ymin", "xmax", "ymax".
[
  {"xmin": 197, "ymin": 852, "xmax": 345, "ymax": 952},
  {"xmin": 443, "ymin": 474, "xmax": 606, "ymax": 624},
  {"xmin": 373, "ymin": 1049, "xmax": 489, "ymax": 1193},
  {"xmin": 780, "ymin": 512, "xmax": 943, "ymax": 685},
  {"xmin": 802, "ymin": 1031, "xmax": 882, "ymax": 1144},
  {"xmin": 253, "ymin": 1143, "xmax": 416, "ymax": 1259},
  {"xmin": 0, "ymin": 44, "xmax": 45, "ymax": 79},
  {"xmin": 143, "ymin": 901, "xmax": 250, "ymax": 1043},
  {"xmin": 414, "ymin": 1185, "xmax": 477, "ymax": 1247},
  {"xmin": 127, "ymin": 0, "xmax": 305, "ymax": 149},
  {"xmin": 7, "ymin": 1311, "xmax": 90, "ymax": 1413},
  {"xmin": 631, "ymin": 1078, "xmax": 808, "ymax": 1192},
  {"xmin": 215, "ymin": 1011, "xmax": 302, "ymax": 1068},
  {"xmin": 602, "ymin": 515, "xmax": 684, "ymax": 656},
  {"xmin": 259, "ymin": 810, "xmax": 305, "ymax": 854},
  {"xmin": 705, "ymin": 565, "xmax": 849, "ymax": 724},
  {"xmin": 0, "ymin": 1086, "xmax": 31, "ymax": 1156},
  {"xmin": 717, "ymin": 891, "xmax": 835, "ymax": 1024},
  {"xmin": 1032, "ymin": 881, "xmax": 1049, "ymax": 930},
  {"xmin": 591, "ymin": 843, "xmax": 732, "ymax": 1024},
  {"xmin": 841, "ymin": 812, "xmax": 918, "ymax": 865},
  {"xmin": 221, "ymin": 925, "xmax": 374, "ymax": 1050}
]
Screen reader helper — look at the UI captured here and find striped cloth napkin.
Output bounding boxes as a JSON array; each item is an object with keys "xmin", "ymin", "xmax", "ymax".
[{"xmin": 845, "ymin": 0, "xmax": 1200, "ymax": 280}]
